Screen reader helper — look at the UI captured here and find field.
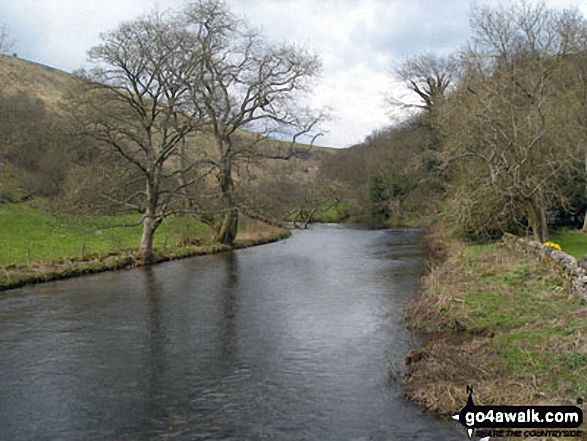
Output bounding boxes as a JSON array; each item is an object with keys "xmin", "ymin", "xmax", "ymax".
[
  {"xmin": 0, "ymin": 202, "xmax": 290, "ymax": 290},
  {"xmin": 551, "ymin": 229, "xmax": 587, "ymax": 259},
  {"xmin": 0, "ymin": 202, "xmax": 211, "ymax": 266}
]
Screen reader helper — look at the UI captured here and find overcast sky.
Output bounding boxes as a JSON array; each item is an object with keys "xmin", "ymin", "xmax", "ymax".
[{"xmin": 2, "ymin": 0, "xmax": 586, "ymax": 148}]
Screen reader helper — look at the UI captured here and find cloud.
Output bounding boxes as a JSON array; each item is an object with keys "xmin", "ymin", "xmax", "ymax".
[
  {"xmin": 0, "ymin": 0, "xmax": 185, "ymax": 70},
  {"xmin": 2, "ymin": 0, "xmax": 584, "ymax": 148},
  {"xmin": 225, "ymin": 0, "xmax": 474, "ymax": 146},
  {"xmin": 316, "ymin": 64, "xmax": 391, "ymax": 148}
]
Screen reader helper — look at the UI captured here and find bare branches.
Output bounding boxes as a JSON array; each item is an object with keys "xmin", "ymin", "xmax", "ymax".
[
  {"xmin": 433, "ymin": 2, "xmax": 587, "ymax": 241},
  {"xmin": 175, "ymin": 0, "xmax": 324, "ymax": 244},
  {"xmin": 69, "ymin": 10, "xmax": 218, "ymax": 260},
  {"xmin": 396, "ymin": 52, "xmax": 458, "ymax": 112},
  {"xmin": 469, "ymin": 1, "xmax": 585, "ymax": 64},
  {"xmin": 65, "ymin": 0, "xmax": 324, "ymax": 252}
]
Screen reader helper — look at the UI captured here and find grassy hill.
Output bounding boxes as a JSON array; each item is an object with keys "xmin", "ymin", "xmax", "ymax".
[
  {"xmin": 0, "ymin": 54, "xmax": 75, "ymax": 107},
  {"xmin": 0, "ymin": 53, "xmax": 337, "ymax": 153},
  {"xmin": 0, "ymin": 53, "xmax": 338, "ymax": 201}
]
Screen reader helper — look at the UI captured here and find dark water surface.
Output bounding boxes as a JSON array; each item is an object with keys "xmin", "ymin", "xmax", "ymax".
[{"xmin": 0, "ymin": 225, "xmax": 467, "ymax": 440}]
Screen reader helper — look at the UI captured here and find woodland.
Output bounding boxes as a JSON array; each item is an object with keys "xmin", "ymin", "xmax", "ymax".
[{"xmin": 325, "ymin": 1, "xmax": 587, "ymax": 244}]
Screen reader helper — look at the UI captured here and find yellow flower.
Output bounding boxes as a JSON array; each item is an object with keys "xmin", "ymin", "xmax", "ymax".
[{"xmin": 543, "ymin": 241, "xmax": 562, "ymax": 251}]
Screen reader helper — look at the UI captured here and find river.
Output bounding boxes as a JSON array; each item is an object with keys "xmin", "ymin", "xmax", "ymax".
[{"xmin": 0, "ymin": 224, "xmax": 467, "ymax": 440}]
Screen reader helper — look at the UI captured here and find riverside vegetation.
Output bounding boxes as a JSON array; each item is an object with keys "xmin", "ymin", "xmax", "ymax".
[
  {"xmin": 5, "ymin": 1, "xmax": 587, "ymax": 437},
  {"xmin": 400, "ymin": 224, "xmax": 587, "ymax": 440}
]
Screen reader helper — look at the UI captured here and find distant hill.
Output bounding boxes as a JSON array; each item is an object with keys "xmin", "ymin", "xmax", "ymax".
[
  {"xmin": 0, "ymin": 54, "xmax": 337, "ymax": 155},
  {"xmin": 0, "ymin": 54, "xmax": 338, "ymax": 204},
  {"xmin": 0, "ymin": 54, "xmax": 76, "ymax": 107}
]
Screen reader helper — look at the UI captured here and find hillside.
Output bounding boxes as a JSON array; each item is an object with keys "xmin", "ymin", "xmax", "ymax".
[
  {"xmin": 0, "ymin": 54, "xmax": 338, "ymax": 208},
  {"xmin": 0, "ymin": 54, "xmax": 75, "ymax": 107},
  {"xmin": 0, "ymin": 54, "xmax": 337, "ymax": 156}
]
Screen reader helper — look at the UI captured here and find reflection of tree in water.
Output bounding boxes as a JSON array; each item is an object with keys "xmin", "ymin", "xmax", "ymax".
[
  {"xmin": 220, "ymin": 253, "xmax": 239, "ymax": 361},
  {"xmin": 143, "ymin": 267, "xmax": 165, "ymax": 359},
  {"xmin": 141, "ymin": 266, "xmax": 168, "ymax": 427}
]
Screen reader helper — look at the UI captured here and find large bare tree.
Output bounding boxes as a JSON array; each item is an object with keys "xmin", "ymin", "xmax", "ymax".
[
  {"xmin": 71, "ymin": 12, "xmax": 209, "ymax": 262},
  {"xmin": 397, "ymin": 53, "xmax": 458, "ymax": 113},
  {"xmin": 179, "ymin": 0, "xmax": 325, "ymax": 244}
]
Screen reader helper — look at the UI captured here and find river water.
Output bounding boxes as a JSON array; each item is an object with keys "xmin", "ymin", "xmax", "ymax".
[{"xmin": 0, "ymin": 225, "xmax": 467, "ymax": 440}]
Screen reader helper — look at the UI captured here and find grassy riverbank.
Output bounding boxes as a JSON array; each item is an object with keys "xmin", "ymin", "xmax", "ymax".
[
  {"xmin": 0, "ymin": 203, "xmax": 290, "ymax": 291},
  {"xmin": 551, "ymin": 230, "xmax": 587, "ymax": 259},
  {"xmin": 403, "ymin": 229, "xmax": 587, "ymax": 439}
]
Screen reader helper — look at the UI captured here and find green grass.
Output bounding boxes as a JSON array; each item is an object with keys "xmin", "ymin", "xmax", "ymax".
[
  {"xmin": 409, "ymin": 239, "xmax": 587, "ymax": 400},
  {"xmin": 459, "ymin": 245, "xmax": 587, "ymax": 395},
  {"xmin": 0, "ymin": 202, "xmax": 211, "ymax": 266},
  {"xmin": 313, "ymin": 202, "xmax": 352, "ymax": 223},
  {"xmin": 550, "ymin": 229, "xmax": 587, "ymax": 259},
  {"xmin": 454, "ymin": 249, "xmax": 569, "ymax": 332},
  {"xmin": 492, "ymin": 322, "xmax": 587, "ymax": 397}
]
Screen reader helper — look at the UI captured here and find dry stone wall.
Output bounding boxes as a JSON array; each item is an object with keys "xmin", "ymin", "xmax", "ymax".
[{"xmin": 501, "ymin": 232, "xmax": 587, "ymax": 300}]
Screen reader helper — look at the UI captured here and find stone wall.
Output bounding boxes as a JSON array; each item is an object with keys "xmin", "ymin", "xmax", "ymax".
[{"xmin": 501, "ymin": 232, "xmax": 587, "ymax": 300}]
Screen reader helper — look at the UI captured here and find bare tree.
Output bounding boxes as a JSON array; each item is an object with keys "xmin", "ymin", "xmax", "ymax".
[
  {"xmin": 179, "ymin": 0, "xmax": 325, "ymax": 244},
  {"xmin": 553, "ymin": 20, "xmax": 587, "ymax": 231},
  {"xmin": 440, "ymin": 2, "xmax": 584, "ymax": 242},
  {"xmin": 396, "ymin": 53, "xmax": 458, "ymax": 113},
  {"xmin": 70, "ymin": 12, "xmax": 209, "ymax": 262}
]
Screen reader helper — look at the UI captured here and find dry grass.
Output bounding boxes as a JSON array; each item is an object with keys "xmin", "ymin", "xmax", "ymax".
[
  {"xmin": 404, "ymin": 337, "xmax": 535, "ymax": 415},
  {"xmin": 0, "ymin": 54, "xmax": 74, "ymax": 108},
  {"xmin": 404, "ymin": 232, "xmax": 587, "ymax": 440},
  {"xmin": 236, "ymin": 218, "xmax": 283, "ymax": 241}
]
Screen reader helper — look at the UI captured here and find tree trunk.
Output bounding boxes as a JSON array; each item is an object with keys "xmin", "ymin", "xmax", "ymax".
[
  {"xmin": 178, "ymin": 137, "xmax": 195, "ymax": 212},
  {"xmin": 218, "ymin": 164, "xmax": 238, "ymax": 245},
  {"xmin": 218, "ymin": 201, "xmax": 238, "ymax": 245},
  {"xmin": 139, "ymin": 214, "xmax": 160, "ymax": 263},
  {"xmin": 139, "ymin": 174, "xmax": 162, "ymax": 263},
  {"xmin": 539, "ymin": 195, "xmax": 549, "ymax": 242},
  {"xmin": 583, "ymin": 144, "xmax": 587, "ymax": 232},
  {"xmin": 526, "ymin": 198, "xmax": 548, "ymax": 243},
  {"xmin": 302, "ymin": 208, "xmax": 317, "ymax": 229}
]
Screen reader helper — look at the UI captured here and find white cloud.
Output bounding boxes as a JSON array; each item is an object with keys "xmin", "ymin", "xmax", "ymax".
[
  {"xmin": 314, "ymin": 63, "xmax": 391, "ymax": 147},
  {"xmin": 2, "ymin": 0, "xmax": 587, "ymax": 147},
  {"xmin": 226, "ymin": 0, "xmax": 471, "ymax": 147}
]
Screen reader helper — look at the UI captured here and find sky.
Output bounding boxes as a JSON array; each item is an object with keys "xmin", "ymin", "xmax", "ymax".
[{"xmin": 1, "ymin": 0, "xmax": 586, "ymax": 148}]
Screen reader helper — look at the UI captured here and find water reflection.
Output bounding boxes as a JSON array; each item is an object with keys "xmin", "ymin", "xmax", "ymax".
[
  {"xmin": 220, "ymin": 253, "xmax": 238, "ymax": 361},
  {"xmin": 142, "ymin": 267, "xmax": 167, "ymax": 434}
]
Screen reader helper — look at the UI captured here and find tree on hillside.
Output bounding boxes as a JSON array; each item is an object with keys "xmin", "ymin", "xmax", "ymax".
[
  {"xmin": 69, "ymin": 12, "xmax": 210, "ymax": 262},
  {"xmin": 390, "ymin": 53, "xmax": 460, "ymax": 212},
  {"xmin": 320, "ymin": 143, "xmax": 372, "ymax": 216},
  {"xmin": 179, "ymin": 0, "xmax": 325, "ymax": 245}
]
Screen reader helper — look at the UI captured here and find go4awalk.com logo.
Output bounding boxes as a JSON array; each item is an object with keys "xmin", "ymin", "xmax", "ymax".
[{"xmin": 452, "ymin": 386, "xmax": 584, "ymax": 439}]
